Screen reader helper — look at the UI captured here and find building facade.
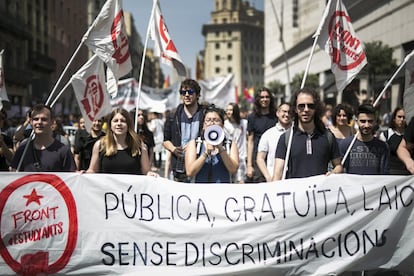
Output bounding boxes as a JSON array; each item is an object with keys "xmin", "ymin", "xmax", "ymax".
[
  {"xmin": 0, "ymin": 0, "xmax": 163, "ymax": 118},
  {"xmin": 265, "ymin": 0, "xmax": 414, "ymax": 111},
  {"xmin": 202, "ymin": 0, "xmax": 264, "ymax": 96}
]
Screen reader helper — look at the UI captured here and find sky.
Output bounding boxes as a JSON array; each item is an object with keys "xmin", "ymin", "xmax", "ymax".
[{"xmin": 123, "ymin": 0, "xmax": 264, "ymax": 79}]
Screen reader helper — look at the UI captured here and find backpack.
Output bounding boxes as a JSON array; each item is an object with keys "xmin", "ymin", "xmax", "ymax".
[{"xmin": 285, "ymin": 127, "xmax": 334, "ymax": 148}]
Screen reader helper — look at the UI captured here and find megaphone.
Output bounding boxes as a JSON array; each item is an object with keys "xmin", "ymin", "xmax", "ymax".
[{"xmin": 204, "ymin": 125, "xmax": 225, "ymax": 146}]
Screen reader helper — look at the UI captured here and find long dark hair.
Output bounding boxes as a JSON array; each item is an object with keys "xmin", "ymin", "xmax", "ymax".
[
  {"xmin": 226, "ymin": 102, "xmax": 241, "ymax": 125},
  {"xmin": 389, "ymin": 106, "xmax": 406, "ymax": 130},
  {"xmin": 291, "ymin": 88, "xmax": 325, "ymax": 133},
  {"xmin": 253, "ymin": 87, "xmax": 276, "ymax": 115}
]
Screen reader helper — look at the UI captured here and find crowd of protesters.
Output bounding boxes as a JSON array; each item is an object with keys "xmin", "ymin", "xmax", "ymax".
[{"xmin": 0, "ymin": 79, "xmax": 413, "ymax": 183}]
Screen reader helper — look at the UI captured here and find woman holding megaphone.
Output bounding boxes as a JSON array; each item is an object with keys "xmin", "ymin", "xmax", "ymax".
[{"xmin": 185, "ymin": 106, "xmax": 239, "ymax": 183}]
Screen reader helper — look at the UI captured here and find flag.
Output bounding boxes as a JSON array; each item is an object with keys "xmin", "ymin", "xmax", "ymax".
[
  {"xmin": 198, "ymin": 74, "xmax": 236, "ymax": 108},
  {"xmin": 111, "ymin": 78, "xmax": 180, "ymax": 112},
  {"xmin": 0, "ymin": 49, "xmax": 10, "ymax": 109},
  {"xmin": 404, "ymin": 54, "xmax": 414, "ymax": 124},
  {"xmin": 71, "ymin": 55, "xmax": 112, "ymax": 131},
  {"xmin": 83, "ymin": 0, "xmax": 132, "ymax": 96},
  {"xmin": 317, "ymin": 0, "xmax": 367, "ymax": 92},
  {"xmin": 150, "ymin": 0, "xmax": 187, "ymax": 77}
]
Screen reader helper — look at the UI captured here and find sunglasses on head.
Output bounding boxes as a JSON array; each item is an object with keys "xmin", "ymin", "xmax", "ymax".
[
  {"xmin": 180, "ymin": 89, "xmax": 195, "ymax": 96},
  {"xmin": 297, "ymin": 103, "xmax": 316, "ymax": 111}
]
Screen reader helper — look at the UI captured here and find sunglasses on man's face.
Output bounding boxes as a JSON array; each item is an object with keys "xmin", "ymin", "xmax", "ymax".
[
  {"xmin": 180, "ymin": 89, "xmax": 195, "ymax": 96},
  {"xmin": 297, "ymin": 103, "xmax": 316, "ymax": 111}
]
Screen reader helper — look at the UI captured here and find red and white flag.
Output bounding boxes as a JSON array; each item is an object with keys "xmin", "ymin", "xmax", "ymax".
[
  {"xmin": 0, "ymin": 49, "xmax": 10, "ymax": 109},
  {"xmin": 71, "ymin": 55, "xmax": 112, "ymax": 131},
  {"xmin": 317, "ymin": 0, "xmax": 367, "ymax": 92},
  {"xmin": 149, "ymin": 0, "xmax": 187, "ymax": 77},
  {"xmin": 83, "ymin": 0, "xmax": 132, "ymax": 97}
]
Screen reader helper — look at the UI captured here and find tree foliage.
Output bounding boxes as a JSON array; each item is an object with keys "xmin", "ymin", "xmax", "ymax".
[
  {"xmin": 291, "ymin": 72, "xmax": 319, "ymax": 92},
  {"xmin": 362, "ymin": 41, "xmax": 397, "ymax": 92}
]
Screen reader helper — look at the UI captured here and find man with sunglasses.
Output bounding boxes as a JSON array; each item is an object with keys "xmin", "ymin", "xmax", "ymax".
[
  {"xmin": 163, "ymin": 79, "xmax": 205, "ymax": 182},
  {"xmin": 272, "ymin": 88, "xmax": 343, "ymax": 180},
  {"xmin": 340, "ymin": 104, "xmax": 389, "ymax": 174}
]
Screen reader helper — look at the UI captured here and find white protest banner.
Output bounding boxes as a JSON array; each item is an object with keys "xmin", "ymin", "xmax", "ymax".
[
  {"xmin": 198, "ymin": 74, "xmax": 236, "ymax": 109},
  {"xmin": 111, "ymin": 78, "xmax": 180, "ymax": 112},
  {"xmin": 0, "ymin": 173, "xmax": 413, "ymax": 275}
]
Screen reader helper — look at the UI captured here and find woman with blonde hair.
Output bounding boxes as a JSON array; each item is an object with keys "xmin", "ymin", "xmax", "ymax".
[{"xmin": 87, "ymin": 108, "xmax": 156, "ymax": 176}]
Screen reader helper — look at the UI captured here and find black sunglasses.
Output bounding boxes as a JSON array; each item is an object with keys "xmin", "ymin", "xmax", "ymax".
[
  {"xmin": 180, "ymin": 89, "xmax": 195, "ymax": 96},
  {"xmin": 297, "ymin": 103, "xmax": 316, "ymax": 111}
]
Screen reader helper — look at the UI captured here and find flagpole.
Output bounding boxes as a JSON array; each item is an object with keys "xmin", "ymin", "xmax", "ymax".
[
  {"xmin": 283, "ymin": 0, "xmax": 333, "ymax": 179},
  {"xmin": 270, "ymin": 0, "xmax": 291, "ymax": 101},
  {"xmin": 134, "ymin": 0, "xmax": 157, "ymax": 132},
  {"xmin": 373, "ymin": 49, "xmax": 414, "ymax": 107},
  {"xmin": 50, "ymin": 80, "xmax": 72, "ymax": 108},
  {"xmin": 45, "ymin": 40, "xmax": 85, "ymax": 107},
  {"xmin": 300, "ymin": 0, "xmax": 333, "ymax": 89},
  {"xmin": 342, "ymin": 50, "xmax": 414, "ymax": 166}
]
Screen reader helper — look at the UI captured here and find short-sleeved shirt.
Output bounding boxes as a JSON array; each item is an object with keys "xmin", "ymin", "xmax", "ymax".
[
  {"xmin": 247, "ymin": 112, "xmax": 277, "ymax": 157},
  {"xmin": 257, "ymin": 123, "xmax": 287, "ymax": 177},
  {"xmin": 74, "ymin": 129, "xmax": 105, "ymax": 170},
  {"xmin": 340, "ymin": 137, "xmax": 389, "ymax": 175},
  {"xmin": 275, "ymin": 128, "xmax": 340, "ymax": 179},
  {"xmin": 11, "ymin": 139, "xmax": 76, "ymax": 172}
]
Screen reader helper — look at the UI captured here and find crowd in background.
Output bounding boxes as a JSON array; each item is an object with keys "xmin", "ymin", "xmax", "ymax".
[{"xmin": 0, "ymin": 78, "xmax": 413, "ymax": 183}]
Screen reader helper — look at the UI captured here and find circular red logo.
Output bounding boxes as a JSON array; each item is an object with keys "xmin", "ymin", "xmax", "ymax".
[
  {"xmin": 81, "ymin": 74, "xmax": 104, "ymax": 121},
  {"xmin": 328, "ymin": 11, "xmax": 366, "ymax": 70},
  {"xmin": 0, "ymin": 174, "xmax": 78, "ymax": 275}
]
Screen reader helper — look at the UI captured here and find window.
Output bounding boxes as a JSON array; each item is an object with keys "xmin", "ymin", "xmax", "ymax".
[
  {"xmin": 215, "ymin": 55, "xmax": 220, "ymax": 61},
  {"xmin": 215, "ymin": 43, "xmax": 220, "ymax": 49},
  {"xmin": 215, "ymin": 67, "xmax": 221, "ymax": 73},
  {"xmin": 292, "ymin": 0, "xmax": 298, "ymax": 27},
  {"xmin": 227, "ymin": 67, "xmax": 232, "ymax": 73},
  {"xmin": 227, "ymin": 42, "xmax": 232, "ymax": 49},
  {"xmin": 227, "ymin": 54, "xmax": 232, "ymax": 61}
]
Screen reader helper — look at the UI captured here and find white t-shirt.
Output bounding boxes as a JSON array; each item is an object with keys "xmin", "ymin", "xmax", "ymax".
[
  {"xmin": 224, "ymin": 119, "xmax": 248, "ymax": 159},
  {"xmin": 257, "ymin": 123, "xmax": 287, "ymax": 177}
]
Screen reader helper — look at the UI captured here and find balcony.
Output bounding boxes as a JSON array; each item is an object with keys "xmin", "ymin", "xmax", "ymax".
[{"xmin": 29, "ymin": 51, "xmax": 56, "ymax": 72}]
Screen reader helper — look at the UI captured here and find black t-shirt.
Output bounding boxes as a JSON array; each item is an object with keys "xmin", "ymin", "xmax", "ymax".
[
  {"xmin": 74, "ymin": 130, "xmax": 105, "ymax": 170},
  {"xmin": 247, "ymin": 112, "xmax": 277, "ymax": 156}
]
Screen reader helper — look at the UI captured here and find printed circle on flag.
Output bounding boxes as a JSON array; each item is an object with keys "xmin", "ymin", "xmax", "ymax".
[
  {"xmin": 81, "ymin": 74, "xmax": 105, "ymax": 121},
  {"xmin": 111, "ymin": 11, "xmax": 130, "ymax": 64},
  {"xmin": 328, "ymin": 11, "xmax": 366, "ymax": 70},
  {"xmin": 0, "ymin": 174, "xmax": 78, "ymax": 275}
]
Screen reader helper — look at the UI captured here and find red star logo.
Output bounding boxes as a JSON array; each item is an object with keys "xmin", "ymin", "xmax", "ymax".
[{"xmin": 23, "ymin": 188, "xmax": 44, "ymax": 206}]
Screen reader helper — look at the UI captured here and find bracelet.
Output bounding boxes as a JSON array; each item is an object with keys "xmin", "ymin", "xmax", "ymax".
[
  {"xmin": 219, "ymin": 147, "xmax": 226, "ymax": 154},
  {"xmin": 202, "ymin": 152, "xmax": 209, "ymax": 158}
]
